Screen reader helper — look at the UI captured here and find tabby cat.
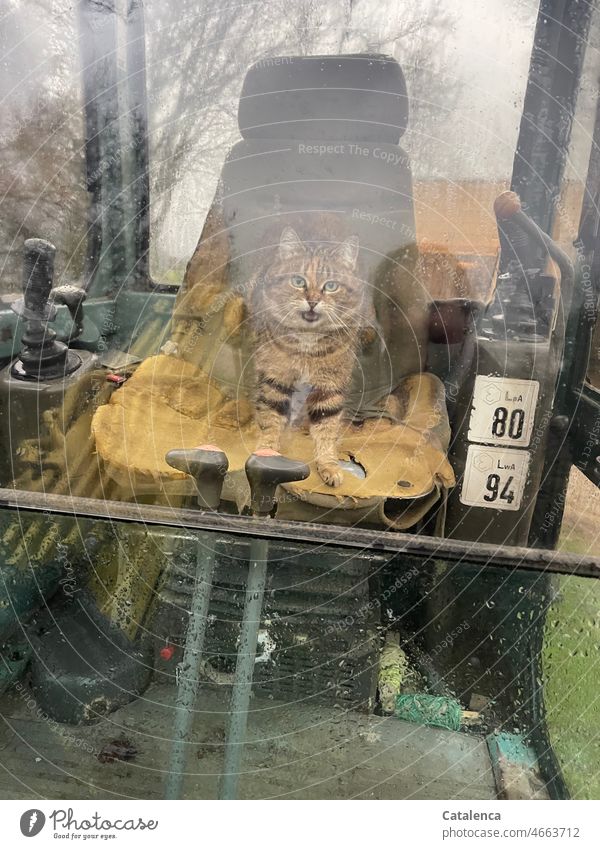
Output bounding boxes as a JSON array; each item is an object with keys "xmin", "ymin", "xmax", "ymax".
[{"xmin": 249, "ymin": 227, "xmax": 367, "ymax": 487}]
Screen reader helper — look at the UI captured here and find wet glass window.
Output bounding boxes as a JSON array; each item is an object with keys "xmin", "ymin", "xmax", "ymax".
[
  {"xmin": 0, "ymin": 509, "xmax": 598, "ymax": 800},
  {"xmin": 1, "ymin": 0, "xmax": 600, "ymax": 807},
  {"xmin": 0, "ymin": 0, "xmax": 597, "ymax": 554},
  {"xmin": 0, "ymin": 1, "xmax": 87, "ymax": 293},
  {"xmin": 146, "ymin": 0, "xmax": 539, "ymax": 293}
]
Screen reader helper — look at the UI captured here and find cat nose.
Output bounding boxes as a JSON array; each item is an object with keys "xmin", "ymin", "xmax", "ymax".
[{"xmin": 306, "ymin": 298, "xmax": 319, "ymax": 311}]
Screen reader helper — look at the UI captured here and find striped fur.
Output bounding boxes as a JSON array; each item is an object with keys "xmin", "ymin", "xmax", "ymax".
[{"xmin": 249, "ymin": 227, "xmax": 366, "ymax": 487}]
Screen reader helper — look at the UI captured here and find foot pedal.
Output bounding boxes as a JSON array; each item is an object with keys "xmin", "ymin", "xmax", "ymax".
[{"xmin": 28, "ymin": 592, "xmax": 152, "ymax": 724}]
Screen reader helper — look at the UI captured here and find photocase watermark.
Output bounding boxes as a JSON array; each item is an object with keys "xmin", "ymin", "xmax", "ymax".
[
  {"xmin": 19, "ymin": 807, "xmax": 159, "ymax": 837},
  {"xmin": 540, "ymin": 490, "xmax": 566, "ymax": 533},
  {"xmin": 96, "ymin": 304, "xmax": 119, "ymax": 352},
  {"xmin": 575, "ymin": 402, "xmax": 600, "ymax": 476},
  {"xmin": 253, "ymin": 55, "xmax": 294, "ymax": 69},
  {"xmin": 428, "ymin": 619, "xmax": 471, "ymax": 657},
  {"xmin": 528, "ymin": 408, "xmax": 553, "ymax": 456},
  {"xmin": 55, "ymin": 542, "xmax": 80, "ymax": 598},
  {"xmin": 20, "ymin": 809, "xmax": 46, "ymax": 837},
  {"xmin": 49, "ymin": 807, "xmax": 158, "ymax": 834},
  {"xmin": 352, "ymin": 208, "xmax": 398, "ymax": 231},
  {"xmin": 297, "ymin": 141, "xmax": 410, "ymax": 168}
]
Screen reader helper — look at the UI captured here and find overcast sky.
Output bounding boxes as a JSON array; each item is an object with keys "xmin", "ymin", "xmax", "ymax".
[{"xmin": 2, "ymin": 0, "xmax": 599, "ymax": 278}]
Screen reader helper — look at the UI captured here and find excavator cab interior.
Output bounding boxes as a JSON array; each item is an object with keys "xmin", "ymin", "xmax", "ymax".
[{"xmin": 0, "ymin": 0, "xmax": 600, "ymax": 801}]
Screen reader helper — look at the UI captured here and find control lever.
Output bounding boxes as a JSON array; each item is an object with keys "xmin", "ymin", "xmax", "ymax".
[
  {"xmin": 220, "ymin": 450, "xmax": 309, "ymax": 800},
  {"xmin": 11, "ymin": 239, "xmax": 81, "ymax": 379},
  {"xmin": 485, "ymin": 192, "xmax": 574, "ymax": 340},
  {"xmin": 165, "ymin": 445, "xmax": 229, "ymax": 510},
  {"xmin": 494, "ymin": 192, "xmax": 573, "ymax": 289},
  {"xmin": 495, "ymin": 191, "xmax": 547, "ymax": 276},
  {"xmin": 164, "ymin": 444, "xmax": 229, "ymax": 800},
  {"xmin": 245, "ymin": 448, "xmax": 311, "ymax": 516},
  {"xmin": 50, "ymin": 284, "xmax": 87, "ymax": 344}
]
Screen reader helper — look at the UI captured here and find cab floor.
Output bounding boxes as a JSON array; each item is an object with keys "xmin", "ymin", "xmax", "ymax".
[{"xmin": 0, "ymin": 683, "xmax": 497, "ymax": 800}]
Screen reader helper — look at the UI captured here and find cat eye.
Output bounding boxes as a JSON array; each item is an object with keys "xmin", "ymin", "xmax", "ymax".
[
  {"xmin": 290, "ymin": 275, "xmax": 307, "ymax": 289},
  {"xmin": 323, "ymin": 280, "xmax": 340, "ymax": 292}
]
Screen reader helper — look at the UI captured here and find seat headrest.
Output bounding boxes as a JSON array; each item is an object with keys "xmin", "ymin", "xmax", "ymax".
[{"xmin": 238, "ymin": 53, "xmax": 408, "ymax": 143}]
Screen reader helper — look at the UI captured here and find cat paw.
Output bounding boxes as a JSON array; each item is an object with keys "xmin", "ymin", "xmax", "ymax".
[{"xmin": 317, "ymin": 462, "xmax": 344, "ymax": 487}]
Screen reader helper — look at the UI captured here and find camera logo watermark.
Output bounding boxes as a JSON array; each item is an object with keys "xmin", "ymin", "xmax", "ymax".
[{"xmin": 19, "ymin": 810, "xmax": 46, "ymax": 837}]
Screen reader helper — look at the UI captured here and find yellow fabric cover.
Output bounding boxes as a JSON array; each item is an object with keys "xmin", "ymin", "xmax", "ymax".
[{"xmin": 92, "ymin": 353, "xmax": 454, "ymax": 529}]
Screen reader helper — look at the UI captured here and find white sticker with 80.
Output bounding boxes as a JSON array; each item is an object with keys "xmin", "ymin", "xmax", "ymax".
[
  {"xmin": 468, "ymin": 376, "xmax": 539, "ymax": 447},
  {"xmin": 460, "ymin": 445, "xmax": 531, "ymax": 511}
]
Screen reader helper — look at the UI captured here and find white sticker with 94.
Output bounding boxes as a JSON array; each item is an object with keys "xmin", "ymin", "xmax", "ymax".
[
  {"xmin": 468, "ymin": 376, "xmax": 539, "ymax": 447},
  {"xmin": 460, "ymin": 445, "xmax": 531, "ymax": 511}
]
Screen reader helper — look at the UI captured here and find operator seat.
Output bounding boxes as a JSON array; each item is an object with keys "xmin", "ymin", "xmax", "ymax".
[
  {"xmin": 175, "ymin": 53, "xmax": 427, "ymax": 409},
  {"xmin": 92, "ymin": 53, "xmax": 455, "ymax": 529}
]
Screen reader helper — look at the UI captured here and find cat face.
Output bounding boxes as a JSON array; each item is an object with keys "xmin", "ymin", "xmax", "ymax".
[{"xmin": 254, "ymin": 227, "xmax": 363, "ymax": 333}]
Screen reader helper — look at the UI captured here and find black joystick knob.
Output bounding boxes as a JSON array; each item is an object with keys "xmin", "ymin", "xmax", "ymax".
[
  {"xmin": 245, "ymin": 450, "xmax": 310, "ymax": 517},
  {"xmin": 11, "ymin": 238, "xmax": 81, "ymax": 380},
  {"xmin": 495, "ymin": 192, "xmax": 546, "ymax": 275},
  {"xmin": 23, "ymin": 238, "xmax": 56, "ymax": 316},
  {"xmin": 166, "ymin": 445, "xmax": 229, "ymax": 510},
  {"xmin": 50, "ymin": 284, "xmax": 87, "ymax": 343}
]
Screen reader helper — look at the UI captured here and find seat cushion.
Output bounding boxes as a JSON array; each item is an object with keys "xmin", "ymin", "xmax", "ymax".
[{"xmin": 92, "ymin": 354, "xmax": 454, "ymax": 529}]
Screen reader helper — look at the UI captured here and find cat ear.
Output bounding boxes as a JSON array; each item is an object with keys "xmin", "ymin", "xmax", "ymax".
[
  {"xmin": 331, "ymin": 235, "xmax": 359, "ymax": 269},
  {"xmin": 279, "ymin": 227, "xmax": 304, "ymax": 260}
]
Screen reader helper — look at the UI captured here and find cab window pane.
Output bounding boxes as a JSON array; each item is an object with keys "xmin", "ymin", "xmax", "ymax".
[
  {"xmin": 2, "ymin": 0, "xmax": 600, "ymax": 809},
  {"xmin": 0, "ymin": 0, "xmax": 597, "ymax": 555},
  {"xmin": 554, "ymin": 3, "xmax": 600, "ymax": 256},
  {"xmin": 0, "ymin": 1, "xmax": 86, "ymax": 292},
  {"xmin": 146, "ymin": 0, "xmax": 538, "ymax": 295},
  {"xmin": 0, "ymin": 509, "xmax": 597, "ymax": 799},
  {"xmin": 560, "ymin": 467, "xmax": 600, "ymax": 556}
]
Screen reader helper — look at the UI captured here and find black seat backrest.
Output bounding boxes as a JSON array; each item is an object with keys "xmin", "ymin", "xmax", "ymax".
[{"xmin": 216, "ymin": 54, "xmax": 429, "ymax": 407}]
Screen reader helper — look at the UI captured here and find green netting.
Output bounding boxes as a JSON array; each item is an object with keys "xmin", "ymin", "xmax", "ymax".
[{"xmin": 395, "ymin": 694, "xmax": 462, "ymax": 731}]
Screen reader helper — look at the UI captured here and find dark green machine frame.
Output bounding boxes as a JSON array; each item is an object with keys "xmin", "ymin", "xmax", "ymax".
[{"xmin": 516, "ymin": 0, "xmax": 600, "ymax": 548}]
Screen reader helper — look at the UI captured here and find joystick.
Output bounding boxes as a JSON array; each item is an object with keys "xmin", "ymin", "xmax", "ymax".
[{"xmin": 11, "ymin": 239, "xmax": 82, "ymax": 380}]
